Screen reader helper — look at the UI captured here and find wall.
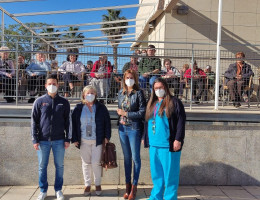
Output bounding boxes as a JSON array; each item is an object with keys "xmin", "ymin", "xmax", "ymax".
[{"xmin": 0, "ymin": 119, "xmax": 260, "ymax": 186}]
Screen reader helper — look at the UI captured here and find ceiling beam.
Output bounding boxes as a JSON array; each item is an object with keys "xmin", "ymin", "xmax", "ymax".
[
  {"xmin": 31, "ymin": 18, "xmax": 146, "ymax": 30},
  {"xmin": 13, "ymin": 3, "xmax": 156, "ymax": 17},
  {"xmin": 38, "ymin": 24, "xmax": 140, "ymax": 36}
]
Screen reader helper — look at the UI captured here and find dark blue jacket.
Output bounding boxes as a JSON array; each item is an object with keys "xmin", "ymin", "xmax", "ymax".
[
  {"xmin": 224, "ymin": 62, "xmax": 254, "ymax": 84},
  {"xmin": 31, "ymin": 93, "xmax": 71, "ymax": 144},
  {"xmin": 118, "ymin": 89, "xmax": 146, "ymax": 131},
  {"xmin": 71, "ymin": 101, "xmax": 111, "ymax": 148},
  {"xmin": 143, "ymin": 96, "xmax": 186, "ymax": 152}
]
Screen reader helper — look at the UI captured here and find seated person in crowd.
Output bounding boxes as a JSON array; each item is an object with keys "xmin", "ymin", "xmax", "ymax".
[
  {"xmin": 184, "ymin": 61, "xmax": 206, "ymax": 103},
  {"xmin": 85, "ymin": 60, "xmax": 93, "ymax": 73},
  {"xmin": 51, "ymin": 60, "xmax": 58, "ymax": 73},
  {"xmin": 90, "ymin": 54, "xmax": 112, "ymax": 102},
  {"xmin": 84, "ymin": 60, "xmax": 93, "ymax": 86},
  {"xmin": 179, "ymin": 64, "xmax": 189, "ymax": 100},
  {"xmin": 58, "ymin": 54, "xmax": 85, "ymax": 97},
  {"xmin": 138, "ymin": 44, "xmax": 161, "ymax": 90},
  {"xmin": 204, "ymin": 65, "xmax": 216, "ymax": 101},
  {"xmin": 161, "ymin": 59, "xmax": 180, "ymax": 96},
  {"xmin": 224, "ymin": 52, "xmax": 254, "ymax": 107},
  {"xmin": 122, "ymin": 54, "xmax": 139, "ymax": 73},
  {"xmin": 0, "ymin": 46, "xmax": 16, "ymax": 103},
  {"xmin": 26, "ymin": 53, "xmax": 51, "ymax": 103},
  {"xmin": 18, "ymin": 55, "xmax": 29, "ymax": 97}
]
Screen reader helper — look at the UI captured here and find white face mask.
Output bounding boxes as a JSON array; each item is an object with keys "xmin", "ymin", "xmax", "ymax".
[
  {"xmin": 125, "ymin": 79, "xmax": 135, "ymax": 87},
  {"xmin": 85, "ymin": 94, "xmax": 95, "ymax": 103},
  {"xmin": 155, "ymin": 89, "xmax": 165, "ymax": 98},
  {"xmin": 47, "ymin": 85, "xmax": 57, "ymax": 94}
]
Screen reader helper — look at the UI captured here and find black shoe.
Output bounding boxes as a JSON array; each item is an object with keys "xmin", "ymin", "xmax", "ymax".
[
  {"xmin": 6, "ymin": 98, "xmax": 15, "ymax": 103},
  {"xmin": 194, "ymin": 97, "xmax": 200, "ymax": 104},
  {"xmin": 28, "ymin": 98, "xmax": 35, "ymax": 103},
  {"xmin": 235, "ymin": 103, "xmax": 241, "ymax": 108},
  {"xmin": 233, "ymin": 102, "xmax": 236, "ymax": 107}
]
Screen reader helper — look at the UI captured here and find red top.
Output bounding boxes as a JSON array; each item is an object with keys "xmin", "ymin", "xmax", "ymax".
[
  {"xmin": 90, "ymin": 60, "xmax": 112, "ymax": 78},
  {"xmin": 184, "ymin": 68, "xmax": 206, "ymax": 79}
]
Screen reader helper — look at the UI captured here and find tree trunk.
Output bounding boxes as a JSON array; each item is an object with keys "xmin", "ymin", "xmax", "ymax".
[{"xmin": 113, "ymin": 45, "xmax": 118, "ymax": 70}]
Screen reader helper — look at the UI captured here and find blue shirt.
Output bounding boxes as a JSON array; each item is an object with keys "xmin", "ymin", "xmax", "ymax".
[
  {"xmin": 26, "ymin": 61, "xmax": 51, "ymax": 76},
  {"xmin": 80, "ymin": 104, "xmax": 96, "ymax": 140},
  {"xmin": 148, "ymin": 101, "xmax": 170, "ymax": 147}
]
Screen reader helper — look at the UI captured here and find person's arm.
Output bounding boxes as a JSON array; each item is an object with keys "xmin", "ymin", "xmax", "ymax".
[
  {"xmin": 26, "ymin": 63, "xmax": 33, "ymax": 76},
  {"xmin": 8, "ymin": 60, "xmax": 15, "ymax": 76},
  {"xmin": 90, "ymin": 61, "xmax": 98, "ymax": 78},
  {"xmin": 184, "ymin": 69, "xmax": 191, "ymax": 78},
  {"xmin": 199, "ymin": 69, "xmax": 207, "ymax": 78},
  {"xmin": 242, "ymin": 64, "xmax": 254, "ymax": 79},
  {"xmin": 103, "ymin": 62, "xmax": 112, "ymax": 78},
  {"xmin": 64, "ymin": 100, "xmax": 71, "ymax": 143},
  {"xmin": 31, "ymin": 100, "xmax": 41, "ymax": 145},
  {"xmin": 127, "ymin": 90, "xmax": 146, "ymax": 120},
  {"xmin": 103, "ymin": 105, "xmax": 111, "ymax": 141},
  {"xmin": 224, "ymin": 64, "xmax": 236, "ymax": 79},
  {"xmin": 174, "ymin": 98, "xmax": 186, "ymax": 143},
  {"xmin": 58, "ymin": 62, "xmax": 66, "ymax": 72}
]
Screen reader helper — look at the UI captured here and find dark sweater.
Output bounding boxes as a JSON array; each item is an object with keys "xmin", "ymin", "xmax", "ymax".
[{"xmin": 71, "ymin": 101, "xmax": 111, "ymax": 148}]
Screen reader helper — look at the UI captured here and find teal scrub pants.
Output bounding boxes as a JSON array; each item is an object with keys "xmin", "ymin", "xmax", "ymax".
[{"xmin": 148, "ymin": 146, "xmax": 181, "ymax": 200}]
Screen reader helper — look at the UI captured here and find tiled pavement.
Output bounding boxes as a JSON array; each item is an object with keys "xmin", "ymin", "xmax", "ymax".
[{"xmin": 1, "ymin": 185, "xmax": 260, "ymax": 200}]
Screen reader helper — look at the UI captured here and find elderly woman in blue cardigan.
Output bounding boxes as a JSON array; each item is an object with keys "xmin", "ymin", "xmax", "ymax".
[
  {"xmin": 143, "ymin": 77, "xmax": 186, "ymax": 200},
  {"xmin": 71, "ymin": 85, "xmax": 111, "ymax": 196}
]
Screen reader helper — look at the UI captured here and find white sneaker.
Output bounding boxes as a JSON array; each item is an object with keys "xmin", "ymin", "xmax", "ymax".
[
  {"xmin": 37, "ymin": 192, "xmax": 47, "ymax": 200},
  {"xmin": 56, "ymin": 190, "xmax": 64, "ymax": 200}
]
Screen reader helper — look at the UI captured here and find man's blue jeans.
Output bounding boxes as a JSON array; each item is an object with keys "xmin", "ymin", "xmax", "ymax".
[
  {"xmin": 139, "ymin": 75, "xmax": 158, "ymax": 90},
  {"xmin": 37, "ymin": 139, "xmax": 65, "ymax": 193},
  {"xmin": 119, "ymin": 124, "xmax": 141, "ymax": 185}
]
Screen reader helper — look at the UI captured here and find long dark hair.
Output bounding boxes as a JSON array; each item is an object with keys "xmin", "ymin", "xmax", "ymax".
[{"xmin": 145, "ymin": 77, "xmax": 174, "ymax": 121}]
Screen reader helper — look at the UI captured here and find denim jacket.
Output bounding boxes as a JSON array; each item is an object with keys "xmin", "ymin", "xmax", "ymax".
[{"xmin": 118, "ymin": 89, "xmax": 146, "ymax": 131}]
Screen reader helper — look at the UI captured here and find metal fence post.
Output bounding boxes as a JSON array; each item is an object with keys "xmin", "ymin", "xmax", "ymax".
[
  {"xmin": 15, "ymin": 39, "xmax": 19, "ymax": 106},
  {"xmin": 1, "ymin": 8, "xmax": 4, "ymax": 46},
  {"xmin": 190, "ymin": 44, "xmax": 194, "ymax": 110}
]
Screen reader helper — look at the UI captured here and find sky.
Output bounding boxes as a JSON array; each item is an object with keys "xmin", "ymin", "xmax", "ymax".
[
  {"xmin": 1, "ymin": 0, "xmax": 140, "ymax": 68},
  {"xmin": 1, "ymin": 0, "xmax": 139, "ymax": 39}
]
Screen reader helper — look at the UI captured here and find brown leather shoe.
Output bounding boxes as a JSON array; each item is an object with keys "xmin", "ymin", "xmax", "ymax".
[
  {"xmin": 128, "ymin": 185, "xmax": 137, "ymax": 200},
  {"xmin": 95, "ymin": 185, "xmax": 102, "ymax": 196},
  {"xmin": 84, "ymin": 186, "xmax": 91, "ymax": 196},
  {"xmin": 123, "ymin": 183, "xmax": 132, "ymax": 199}
]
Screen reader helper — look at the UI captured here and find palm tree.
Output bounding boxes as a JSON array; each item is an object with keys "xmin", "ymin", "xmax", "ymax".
[
  {"xmin": 39, "ymin": 28, "xmax": 61, "ymax": 61},
  {"xmin": 61, "ymin": 27, "xmax": 85, "ymax": 54},
  {"xmin": 101, "ymin": 9, "xmax": 128, "ymax": 69}
]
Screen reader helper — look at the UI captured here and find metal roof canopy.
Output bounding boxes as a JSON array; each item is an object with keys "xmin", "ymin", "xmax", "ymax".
[
  {"xmin": 30, "ymin": 18, "xmax": 146, "ymax": 30},
  {"xmin": 38, "ymin": 25, "xmax": 140, "ymax": 36},
  {"xmin": 1, "ymin": 2, "xmax": 156, "ymax": 50},
  {"xmin": 12, "ymin": 3, "xmax": 156, "ymax": 17}
]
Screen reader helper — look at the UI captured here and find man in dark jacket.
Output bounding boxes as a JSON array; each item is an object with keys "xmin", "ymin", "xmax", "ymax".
[
  {"xmin": 31, "ymin": 75, "xmax": 71, "ymax": 200},
  {"xmin": 224, "ymin": 52, "xmax": 254, "ymax": 107}
]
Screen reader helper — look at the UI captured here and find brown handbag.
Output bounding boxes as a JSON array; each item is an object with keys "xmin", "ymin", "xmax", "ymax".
[{"xmin": 101, "ymin": 142, "xmax": 118, "ymax": 170}]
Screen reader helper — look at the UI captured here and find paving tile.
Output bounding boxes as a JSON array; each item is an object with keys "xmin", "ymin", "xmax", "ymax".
[
  {"xmin": 178, "ymin": 187, "xmax": 201, "ymax": 199},
  {"xmin": 0, "ymin": 186, "xmax": 37, "ymax": 200},
  {"xmin": 195, "ymin": 186, "xmax": 224, "ymax": 195},
  {"xmin": 243, "ymin": 186, "xmax": 260, "ymax": 200},
  {"xmin": 0, "ymin": 187, "xmax": 11, "ymax": 198},
  {"xmin": 220, "ymin": 186, "xmax": 257, "ymax": 200}
]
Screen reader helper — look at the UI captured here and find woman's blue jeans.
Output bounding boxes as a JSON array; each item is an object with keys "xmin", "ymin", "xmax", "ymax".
[
  {"xmin": 37, "ymin": 139, "xmax": 65, "ymax": 193},
  {"xmin": 119, "ymin": 124, "xmax": 141, "ymax": 185}
]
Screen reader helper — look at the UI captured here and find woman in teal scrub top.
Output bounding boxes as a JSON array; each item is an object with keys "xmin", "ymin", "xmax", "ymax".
[{"xmin": 143, "ymin": 77, "xmax": 186, "ymax": 200}]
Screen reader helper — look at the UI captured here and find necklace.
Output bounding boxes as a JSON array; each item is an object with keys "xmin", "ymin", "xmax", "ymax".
[{"xmin": 152, "ymin": 102, "xmax": 160, "ymax": 135}]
